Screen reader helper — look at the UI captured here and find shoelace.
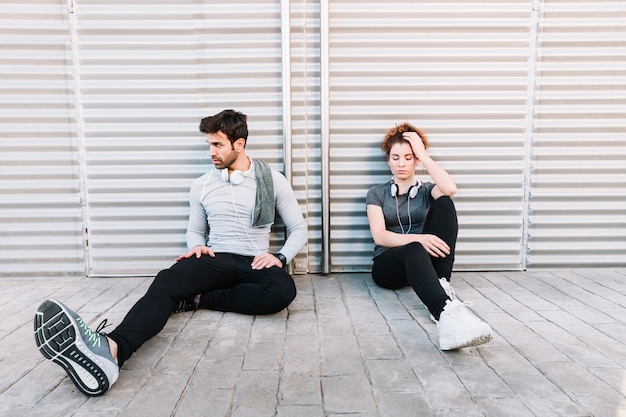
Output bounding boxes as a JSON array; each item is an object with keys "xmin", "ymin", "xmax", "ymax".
[
  {"xmin": 95, "ymin": 319, "xmax": 111, "ymax": 334},
  {"xmin": 446, "ymin": 300, "xmax": 476, "ymax": 321},
  {"xmin": 76, "ymin": 317, "xmax": 111, "ymax": 348}
]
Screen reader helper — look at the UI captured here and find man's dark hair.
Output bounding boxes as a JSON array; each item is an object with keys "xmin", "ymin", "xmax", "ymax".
[{"xmin": 199, "ymin": 109, "xmax": 248, "ymax": 146}]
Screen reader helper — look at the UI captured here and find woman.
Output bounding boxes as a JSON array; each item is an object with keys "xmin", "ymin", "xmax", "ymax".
[{"xmin": 366, "ymin": 122, "xmax": 492, "ymax": 350}]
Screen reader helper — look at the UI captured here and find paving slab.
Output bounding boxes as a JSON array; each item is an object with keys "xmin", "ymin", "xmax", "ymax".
[{"xmin": 0, "ymin": 269, "xmax": 624, "ymax": 417}]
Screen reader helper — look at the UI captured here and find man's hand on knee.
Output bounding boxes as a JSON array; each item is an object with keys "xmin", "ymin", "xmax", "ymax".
[
  {"xmin": 175, "ymin": 245, "xmax": 215, "ymax": 261},
  {"xmin": 251, "ymin": 253, "xmax": 284, "ymax": 270}
]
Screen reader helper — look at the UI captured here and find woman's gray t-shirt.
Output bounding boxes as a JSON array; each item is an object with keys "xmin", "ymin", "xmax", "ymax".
[{"xmin": 365, "ymin": 180, "xmax": 435, "ymax": 258}]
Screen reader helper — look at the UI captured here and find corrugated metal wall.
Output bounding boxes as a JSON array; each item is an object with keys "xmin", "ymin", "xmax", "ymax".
[
  {"xmin": 0, "ymin": 1, "xmax": 85, "ymax": 277},
  {"xmin": 528, "ymin": 0, "xmax": 626, "ymax": 267},
  {"xmin": 75, "ymin": 0, "xmax": 290, "ymax": 276},
  {"xmin": 290, "ymin": 0, "xmax": 323, "ymax": 273},
  {"xmin": 325, "ymin": 0, "xmax": 532, "ymax": 271},
  {"xmin": 1, "ymin": 0, "xmax": 625, "ymax": 278}
]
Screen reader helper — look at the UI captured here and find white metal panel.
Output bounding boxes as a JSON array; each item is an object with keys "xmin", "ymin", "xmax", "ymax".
[
  {"xmin": 0, "ymin": 1, "xmax": 85, "ymax": 277},
  {"xmin": 326, "ymin": 0, "xmax": 531, "ymax": 271},
  {"xmin": 75, "ymin": 0, "xmax": 289, "ymax": 275},
  {"xmin": 528, "ymin": 0, "xmax": 626, "ymax": 267},
  {"xmin": 4, "ymin": 0, "xmax": 626, "ymax": 278},
  {"xmin": 289, "ymin": 0, "xmax": 323, "ymax": 272}
]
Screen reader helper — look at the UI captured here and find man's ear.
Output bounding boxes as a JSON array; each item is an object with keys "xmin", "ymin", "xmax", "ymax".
[{"xmin": 234, "ymin": 138, "xmax": 245, "ymax": 151}]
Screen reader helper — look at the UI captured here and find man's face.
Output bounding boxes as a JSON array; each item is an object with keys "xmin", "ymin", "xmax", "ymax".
[{"xmin": 206, "ymin": 131, "xmax": 238, "ymax": 170}]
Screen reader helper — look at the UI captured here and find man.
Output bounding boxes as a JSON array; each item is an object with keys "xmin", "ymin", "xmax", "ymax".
[{"xmin": 33, "ymin": 109, "xmax": 307, "ymax": 396}]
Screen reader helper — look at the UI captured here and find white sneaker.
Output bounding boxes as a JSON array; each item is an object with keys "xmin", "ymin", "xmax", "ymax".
[
  {"xmin": 429, "ymin": 278, "xmax": 458, "ymax": 323},
  {"xmin": 437, "ymin": 299, "xmax": 493, "ymax": 350},
  {"xmin": 438, "ymin": 278, "xmax": 457, "ymax": 300}
]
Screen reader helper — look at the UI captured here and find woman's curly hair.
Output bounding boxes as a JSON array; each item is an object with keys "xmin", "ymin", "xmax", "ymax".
[{"xmin": 380, "ymin": 122, "xmax": 429, "ymax": 158}]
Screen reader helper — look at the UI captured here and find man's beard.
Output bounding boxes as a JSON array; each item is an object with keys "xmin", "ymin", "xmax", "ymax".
[{"xmin": 213, "ymin": 149, "xmax": 237, "ymax": 170}]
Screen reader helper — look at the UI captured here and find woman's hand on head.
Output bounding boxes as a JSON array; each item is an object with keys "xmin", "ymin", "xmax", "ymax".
[{"xmin": 402, "ymin": 132, "xmax": 427, "ymax": 158}]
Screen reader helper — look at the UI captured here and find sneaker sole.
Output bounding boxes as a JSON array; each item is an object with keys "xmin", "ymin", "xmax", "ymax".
[
  {"xmin": 34, "ymin": 300, "xmax": 112, "ymax": 396},
  {"xmin": 439, "ymin": 332, "xmax": 493, "ymax": 351}
]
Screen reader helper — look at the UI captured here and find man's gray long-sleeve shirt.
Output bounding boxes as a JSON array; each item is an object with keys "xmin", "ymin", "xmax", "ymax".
[{"xmin": 186, "ymin": 160, "xmax": 307, "ymax": 263}]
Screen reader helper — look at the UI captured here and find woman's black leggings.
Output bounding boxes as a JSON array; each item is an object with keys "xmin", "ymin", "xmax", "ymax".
[
  {"xmin": 107, "ymin": 253, "xmax": 296, "ymax": 366},
  {"xmin": 371, "ymin": 196, "xmax": 458, "ymax": 320}
]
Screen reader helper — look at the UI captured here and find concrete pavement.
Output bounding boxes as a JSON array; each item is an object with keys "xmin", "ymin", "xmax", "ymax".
[{"xmin": 0, "ymin": 269, "xmax": 624, "ymax": 416}]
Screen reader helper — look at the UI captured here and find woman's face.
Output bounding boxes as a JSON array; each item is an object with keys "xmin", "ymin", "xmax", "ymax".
[{"xmin": 387, "ymin": 142, "xmax": 417, "ymax": 180}]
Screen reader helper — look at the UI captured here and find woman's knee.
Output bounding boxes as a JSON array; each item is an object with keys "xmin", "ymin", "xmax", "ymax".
[
  {"xmin": 431, "ymin": 195, "xmax": 456, "ymax": 214},
  {"xmin": 402, "ymin": 242, "xmax": 430, "ymax": 261}
]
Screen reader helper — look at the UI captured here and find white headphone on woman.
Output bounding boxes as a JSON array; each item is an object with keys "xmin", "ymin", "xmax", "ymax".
[
  {"xmin": 221, "ymin": 168, "xmax": 245, "ymax": 185},
  {"xmin": 390, "ymin": 178, "xmax": 421, "ymax": 199},
  {"xmin": 391, "ymin": 178, "xmax": 422, "ymax": 234}
]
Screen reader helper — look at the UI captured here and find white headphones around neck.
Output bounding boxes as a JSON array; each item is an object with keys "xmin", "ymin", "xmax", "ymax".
[
  {"xmin": 390, "ymin": 178, "xmax": 421, "ymax": 199},
  {"xmin": 221, "ymin": 168, "xmax": 245, "ymax": 185}
]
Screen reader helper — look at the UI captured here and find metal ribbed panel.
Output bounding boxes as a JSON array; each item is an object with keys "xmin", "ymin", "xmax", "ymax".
[
  {"xmin": 3, "ymin": 0, "xmax": 626, "ymax": 278},
  {"xmin": 327, "ymin": 0, "xmax": 531, "ymax": 271},
  {"xmin": 528, "ymin": 0, "xmax": 626, "ymax": 267},
  {"xmin": 290, "ymin": 0, "xmax": 323, "ymax": 272},
  {"xmin": 0, "ymin": 1, "xmax": 85, "ymax": 277},
  {"xmin": 76, "ymin": 0, "xmax": 287, "ymax": 275}
]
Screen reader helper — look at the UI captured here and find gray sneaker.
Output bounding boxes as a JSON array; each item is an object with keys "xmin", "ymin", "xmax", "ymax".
[
  {"xmin": 34, "ymin": 299, "xmax": 119, "ymax": 396},
  {"xmin": 172, "ymin": 295, "xmax": 200, "ymax": 314}
]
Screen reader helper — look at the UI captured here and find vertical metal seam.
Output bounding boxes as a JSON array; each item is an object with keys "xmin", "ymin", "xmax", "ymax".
[
  {"xmin": 67, "ymin": 0, "xmax": 92, "ymax": 276},
  {"xmin": 320, "ymin": 0, "xmax": 330, "ymax": 273},
  {"xmin": 281, "ymin": 0, "xmax": 295, "ymax": 274},
  {"xmin": 302, "ymin": 0, "xmax": 311, "ymax": 272},
  {"xmin": 281, "ymin": 0, "xmax": 292, "ymax": 181},
  {"xmin": 521, "ymin": 0, "xmax": 542, "ymax": 270}
]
